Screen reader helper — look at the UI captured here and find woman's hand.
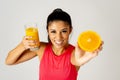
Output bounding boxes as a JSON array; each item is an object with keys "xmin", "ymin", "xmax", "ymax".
[
  {"xmin": 83, "ymin": 41, "xmax": 103, "ymax": 58},
  {"xmin": 22, "ymin": 36, "xmax": 40, "ymax": 50},
  {"xmin": 74, "ymin": 41, "xmax": 104, "ymax": 66}
]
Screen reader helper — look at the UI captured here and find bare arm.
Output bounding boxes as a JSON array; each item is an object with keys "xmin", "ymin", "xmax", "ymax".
[
  {"xmin": 5, "ymin": 36, "xmax": 38, "ymax": 65},
  {"xmin": 5, "ymin": 42, "xmax": 37, "ymax": 65}
]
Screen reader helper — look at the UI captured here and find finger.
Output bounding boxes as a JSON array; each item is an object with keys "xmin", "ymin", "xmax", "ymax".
[
  {"xmin": 102, "ymin": 41, "xmax": 104, "ymax": 45},
  {"xmin": 100, "ymin": 41, "xmax": 104, "ymax": 46},
  {"xmin": 28, "ymin": 41, "xmax": 36, "ymax": 46},
  {"xmin": 25, "ymin": 36, "xmax": 32, "ymax": 40},
  {"xmin": 97, "ymin": 41, "xmax": 104, "ymax": 50},
  {"xmin": 99, "ymin": 46, "xmax": 103, "ymax": 51},
  {"xmin": 93, "ymin": 50, "xmax": 99, "ymax": 56},
  {"xmin": 75, "ymin": 43, "xmax": 81, "ymax": 51},
  {"xmin": 75, "ymin": 43, "xmax": 85, "ymax": 54}
]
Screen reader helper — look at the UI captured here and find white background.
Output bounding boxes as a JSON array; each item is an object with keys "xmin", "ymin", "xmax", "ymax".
[{"xmin": 0, "ymin": 0, "xmax": 120, "ymax": 80}]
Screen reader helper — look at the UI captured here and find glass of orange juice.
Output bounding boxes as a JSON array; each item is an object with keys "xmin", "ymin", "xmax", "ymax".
[{"xmin": 25, "ymin": 23, "xmax": 40, "ymax": 51}]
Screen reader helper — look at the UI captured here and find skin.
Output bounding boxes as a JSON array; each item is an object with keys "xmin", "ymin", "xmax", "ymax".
[{"xmin": 5, "ymin": 20, "xmax": 103, "ymax": 71}]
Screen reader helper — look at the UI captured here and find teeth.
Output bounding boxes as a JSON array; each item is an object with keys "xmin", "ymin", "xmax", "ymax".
[{"xmin": 55, "ymin": 41, "xmax": 63, "ymax": 44}]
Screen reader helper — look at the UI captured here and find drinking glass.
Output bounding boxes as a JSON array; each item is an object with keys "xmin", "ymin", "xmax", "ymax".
[{"xmin": 25, "ymin": 23, "xmax": 40, "ymax": 51}]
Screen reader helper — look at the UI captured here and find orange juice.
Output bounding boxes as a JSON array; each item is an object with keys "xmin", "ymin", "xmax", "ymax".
[
  {"xmin": 26, "ymin": 27, "xmax": 39, "ymax": 40},
  {"xmin": 78, "ymin": 30, "xmax": 101, "ymax": 52},
  {"xmin": 25, "ymin": 27, "xmax": 40, "ymax": 50}
]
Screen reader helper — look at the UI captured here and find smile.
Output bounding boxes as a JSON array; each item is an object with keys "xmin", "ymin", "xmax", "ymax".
[{"xmin": 55, "ymin": 40, "xmax": 63, "ymax": 45}]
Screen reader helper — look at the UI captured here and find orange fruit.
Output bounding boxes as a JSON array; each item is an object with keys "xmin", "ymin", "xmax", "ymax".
[{"xmin": 78, "ymin": 30, "xmax": 101, "ymax": 52}]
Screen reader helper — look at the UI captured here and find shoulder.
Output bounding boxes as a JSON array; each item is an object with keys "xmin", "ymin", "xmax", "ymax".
[
  {"xmin": 36, "ymin": 42, "xmax": 49, "ymax": 60},
  {"xmin": 69, "ymin": 44, "xmax": 75, "ymax": 50}
]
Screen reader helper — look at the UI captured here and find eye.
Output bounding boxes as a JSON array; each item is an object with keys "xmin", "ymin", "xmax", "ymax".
[
  {"xmin": 62, "ymin": 30, "xmax": 67, "ymax": 33},
  {"xmin": 51, "ymin": 30, "xmax": 56, "ymax": 33}
]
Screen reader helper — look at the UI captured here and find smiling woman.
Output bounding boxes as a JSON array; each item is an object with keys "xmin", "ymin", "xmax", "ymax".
[
  {"xmin": 48, "ymin": 21, "xmax": 71, "ymax": 50},
  {"xmin": 5, "ymin": 8, "xmax": 103, "ymax": 80},
  {"xmin": 46, "ymin": 8, "xmax": 72, "ymax": 42}
]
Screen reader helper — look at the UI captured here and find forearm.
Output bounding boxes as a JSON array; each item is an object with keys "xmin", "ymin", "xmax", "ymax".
[
  {"xmin": 74, "ymin": 43, "xmax": 99, "ymax": 66},
  {"xmin": 75, "ymin": 54, "xmax": 93, "ymax": 66},
  {"xmin": 5, "ymin": 42, "xmax": 26, "ymax": 65}
]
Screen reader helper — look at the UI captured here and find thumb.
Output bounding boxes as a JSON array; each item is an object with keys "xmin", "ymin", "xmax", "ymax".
[{"xmin": 75, "ymin": 42, "xmax": 84, "ymax": 53}]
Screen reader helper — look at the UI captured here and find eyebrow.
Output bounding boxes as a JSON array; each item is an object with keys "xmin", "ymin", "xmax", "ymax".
[
  {"xmin": 62, "ymin": 28, "xmax": 68, "ymax": 30},
  {"xmin": 49, "ymin": 28, "xmax": 68, "ymax": 31}
]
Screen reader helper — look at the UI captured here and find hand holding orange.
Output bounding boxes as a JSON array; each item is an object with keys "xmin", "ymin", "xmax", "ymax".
[{"xmin": 78, "ymin": 30, "xmax": 101, "ymax": 52}]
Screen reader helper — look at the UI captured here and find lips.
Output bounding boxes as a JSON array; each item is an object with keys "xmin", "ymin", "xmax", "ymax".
[{"xmin": 55, "ymin": 40, "xmax": 63, "ymax": 45}]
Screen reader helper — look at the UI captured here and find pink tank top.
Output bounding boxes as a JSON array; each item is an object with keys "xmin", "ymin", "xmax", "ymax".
[{"xmin": 39, "ymin": 43, "xmax": 78, "ymax": 80}]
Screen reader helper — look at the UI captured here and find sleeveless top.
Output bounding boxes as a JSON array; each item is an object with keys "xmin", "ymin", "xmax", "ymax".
[{"xmin": 39, "ymin": 43, "xmax": 78, "ymax": 80}]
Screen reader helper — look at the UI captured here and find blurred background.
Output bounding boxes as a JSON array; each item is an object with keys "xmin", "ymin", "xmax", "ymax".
[{"xmin": 0, "ymin": 0, "xmax": 120, "ymax": 80}]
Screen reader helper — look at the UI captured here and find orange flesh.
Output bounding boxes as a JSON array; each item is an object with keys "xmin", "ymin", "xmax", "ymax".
[
  {"xmin": 26, "ymin": 27, "xmax": 40, "ymax": 47},
  {"xmin": 26, "ymin": 27, "xmax": 39, "ymax": 40},
  {"xmin": 78, "ymin": 30, "xmax": 101, "ymax": 52}
]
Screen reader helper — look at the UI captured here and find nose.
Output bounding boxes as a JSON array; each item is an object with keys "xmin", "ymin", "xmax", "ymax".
[{"xmin": 56, "ymin": 32, "xmax": 62, "ymax": 40}]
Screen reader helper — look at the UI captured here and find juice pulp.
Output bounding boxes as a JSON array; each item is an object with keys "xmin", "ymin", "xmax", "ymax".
[
  {"xmin": 26, "ymin": 27, "xmax": 40, "ymax": 46},
  {"xmin": 78, "ymin": 30, "xmax": 101, "ymax": 52}
]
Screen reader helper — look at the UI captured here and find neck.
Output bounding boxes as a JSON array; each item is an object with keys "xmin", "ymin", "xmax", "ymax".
[{"xmin": 52, "ymin": 44, "xmax": 69, "ymax": 56}]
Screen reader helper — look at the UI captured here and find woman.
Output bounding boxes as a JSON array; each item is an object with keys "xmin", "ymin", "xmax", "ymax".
[{"xmin": 5, "ymin": 8, "xmax": 103, "ymax": 80}]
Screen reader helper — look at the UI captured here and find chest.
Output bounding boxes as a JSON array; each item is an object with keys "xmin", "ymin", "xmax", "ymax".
[{"xmin": 41, "ymin": 52, "xmax": 71, "ymax": 69}]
